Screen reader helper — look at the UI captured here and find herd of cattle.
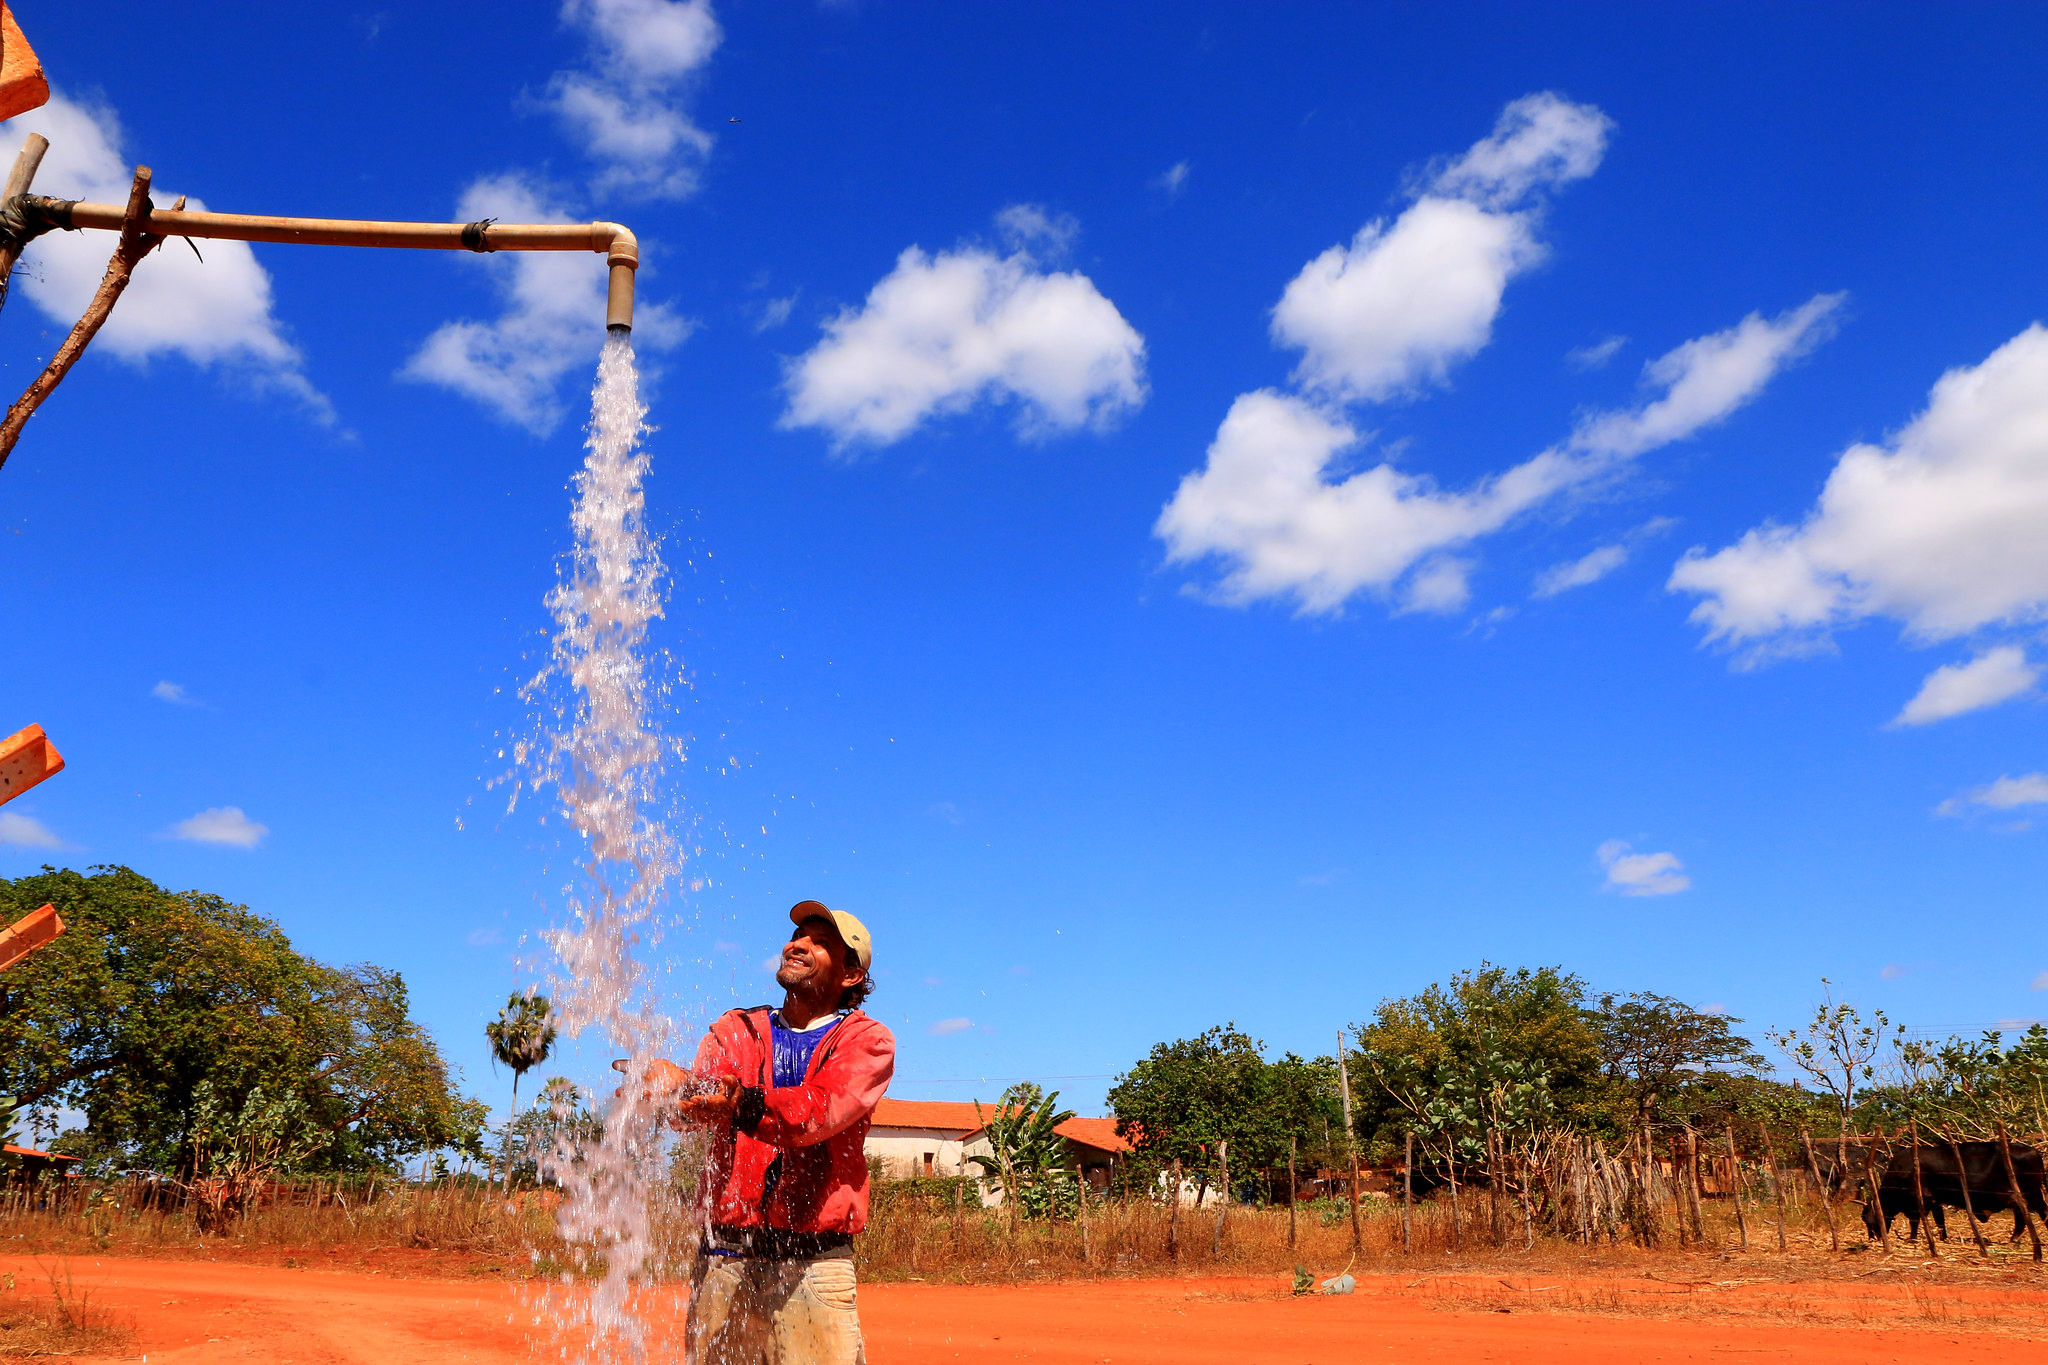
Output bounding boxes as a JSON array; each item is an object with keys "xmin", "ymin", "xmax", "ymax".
[{"xmin": 1839, "ymin": 1139, "xmax": 2047, "ymax": 1244}]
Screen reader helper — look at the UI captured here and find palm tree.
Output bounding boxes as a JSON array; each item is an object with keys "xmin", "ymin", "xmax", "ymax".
[{"xmin": 485, "ymin": 992, "xmax": 558, "ymax": 1115}]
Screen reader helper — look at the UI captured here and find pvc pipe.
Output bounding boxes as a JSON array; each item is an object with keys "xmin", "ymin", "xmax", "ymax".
[{"xmin": 48, "ymin": 202, "xmax": 640, "ymax": 331}]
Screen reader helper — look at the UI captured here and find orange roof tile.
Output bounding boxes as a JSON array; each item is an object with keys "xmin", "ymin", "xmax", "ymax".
[
  {"xmin": 870, "ymin": 1099, "xmax": 995, "ymax": 1131},
  {"xmin": 1055, "ymin": 1116, "xmax": 1133, "ymax": 1154}
]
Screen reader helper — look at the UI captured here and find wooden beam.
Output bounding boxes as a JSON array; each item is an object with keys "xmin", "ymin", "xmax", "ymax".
[
  {"xmin": 0, "ymin": 722, "xmax": 63, "ymax": 807},
  {"xmin": 0, "ymin": 903, "xmax": 62, "ymax": 972}
]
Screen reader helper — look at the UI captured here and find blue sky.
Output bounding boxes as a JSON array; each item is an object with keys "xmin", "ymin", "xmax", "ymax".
[{"xmin": 3, "ymin": 2, "xmax": 2047, "ymax": 1123}]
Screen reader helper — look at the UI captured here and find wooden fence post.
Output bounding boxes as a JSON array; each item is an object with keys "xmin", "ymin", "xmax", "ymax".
[
  {"xmin": 1944, "ymin": 1134, "xmax": 1989, "ymax": 1257},
  {"xmin": 1801, "ymin": 1128, "xmax": 1839, "ymax": 1251},
  {"xmin": 1861, "ymin": 1135, "xmax": 1891, "ymax": 1254},
  {"xmin": 1287, "ymin": 1136, "xmax": 1297, "ymax": 1252},
  {"xmin": 1906, "ymin": 1119, "xmax": 1937, "ymax": 1257},
  {"xmin": 1212, "ymin": 1139, "xmax": 1228, "ymax": 1259},
  {"xmin": 1167, "ymin": 1159, "xmax": 1181, "ymax": 1266},
  {"xmin": 1995, "ymin": 1124, "xmax": 2044, "ymax": 1262},
  {"xmin": 1723, "ymin": 1126, "xmax": 1749, "ymax": 1251},
  {"xmin": 1401, "ymin": 1131, "xmax": 1413, "ymax": 1254}
]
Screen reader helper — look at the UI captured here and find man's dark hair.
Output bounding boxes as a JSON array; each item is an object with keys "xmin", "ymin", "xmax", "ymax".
[{"xmin": 839, "ymin": 971, "xmax": 874, "ymax": 1011}]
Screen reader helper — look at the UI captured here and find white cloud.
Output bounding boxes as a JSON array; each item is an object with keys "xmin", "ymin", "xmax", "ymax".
[
  {"xmin": 1567, "ymin": 335, "xmax": 1626, "ymax": 370},
  {"xmin": 1272, "ymin": 94, "xmax": 1608, "ymax": 404},
  {"xmin": 1534, "ymin": 543, "xmax": 1628, "ymax": 598},
  {"xmin": 467, "ymin": 927, "xmax": 505, "ymax": 947},
  {"xmin": 1880, "ymin": 963, "xmax": 1906, "ymax": 980},
  {"xmin": 1160, "ymin": 303, "xmax": 1831, "ymax": 614},
  {"xmin": 1937, "ymin": 771, "xmax": 2048, "ymax": 818},
  {"xmin": 401, "ymin": 173, "xmax": 686, "ymax": 434},
  {"xmin": 1892, "ymin": 646, "xmax": 2038, "ymax": 727},
  {"xmin": 1567, "ymin": 296, "xmax": 1842, "ymax": 460},
  {"xmin": 544, "ymin": 0, "xmax": 721, "ymax": 200},
  {"xmin": 1156, "ymin": 91, "xmax": 1835, "ymax": 617},
  {"xmin": 1420, "ymin": 92, "xmax": 1613, "ymax": 208},
  {"xmin": 781, "ymin": 207, "xmax": 1146, "ymax": 449},
  {"xmin": 2032, "ymin": 971, "xmax": 2048, "ymax": 991},
  {"xmin": 1671, "ymin": 324, "xmax": 2048, "ymax": 651},
  {"xmin": 752, "ymin": 291, "xmax": 798, "ymax": 334},
  {"xmin": 1597, "ymin": 839, "xmax": 1690, "ymax": 897},
  {"xmin": 926, "ymin": 801, "xmax": 965, "ymax": 825},
  {"xmin": 151, "ymin": 680, "xmax": 200, "ymax": 706},
  {"xmin": 1154, "ymin": 160, "xmax": 1190, "ymax": 199},
  {"xmin": 0, "ymin": 812, "xmax": 67, "ymax": 850},
  {"xmin": 168, "ymin": 806, "xmax": 268, "ymax": 849},
  {"xmin": 0, "ymin": 92, "xmax": 329, "ymax": 420},
  {"xmin": 927, "ymin": 1017, "xmax": 973, "ymax": 1036}
]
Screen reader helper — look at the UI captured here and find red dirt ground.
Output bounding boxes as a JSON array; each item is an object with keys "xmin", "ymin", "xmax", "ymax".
[{"xmin": 12, "ymin": 1255, "xmax": 2048, "ymax": 1363}]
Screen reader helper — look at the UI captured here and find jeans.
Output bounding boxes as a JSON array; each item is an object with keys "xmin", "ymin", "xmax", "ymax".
[{"xmin": 686, "ymin": 1254, "xmax": 865, "ymax": 1365}]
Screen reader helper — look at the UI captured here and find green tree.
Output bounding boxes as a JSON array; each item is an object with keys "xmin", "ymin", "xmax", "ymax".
[
  {"xmin": 1765, "ymin": 980, "xmax": 1896, "ymax": 1165},
  {"xmin": 1108, "ymin": 1026, "xmax": 1336, "ymax": 1201},
  {"xmin": 1352, "ymin": 964, "xmax": 1599, "ymax": 1155},
  {"xmin": 0, "ymin": 866, "xmax": 486, "ymax": 1176},
  {"xmin": 1589, "ymin": 991, "xmax": 1764, "ymax": 1130},
  {"xmin": 485, "ymin": 992, "xmax": 557, "ymax": 1114}
]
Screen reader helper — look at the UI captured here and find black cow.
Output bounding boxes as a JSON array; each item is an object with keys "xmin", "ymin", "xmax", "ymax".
[{"xmin": 1855, "ymin": 1141, "xmax": 2047, "ymax": 1243}]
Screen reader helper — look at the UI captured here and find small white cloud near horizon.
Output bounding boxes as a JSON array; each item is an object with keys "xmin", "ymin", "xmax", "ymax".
[
  {"xmin": 1671, "ymin": 324, "xmax": 2048, "ymax": 658},
  {"xmin": 0, "ymin": 92, "xmax": 331, "ymax": 423},
  {"xmin": 402, "ymin": 172, "xmax": 686, "ymax": 434},
  {"xmin": 1937, "ymin": 771, "xmax": 2048, "ymax": 818},
  {"xmin": 467, "ymin": 927, "xmax": 505, "ymax": 947},
  {"xmin": 2031, "ymin": 971, "xmax": 2048, "ymax": 991},
  {"xmin": 1880, "ymin": 963, "xmax": 1906, "ymax": 980},
  {"xmin": 928, "ymin": 1017, "xmax": 973, "ymax": 1036},
  {"xmin": 1597, "ymin": 839, "xmax": 1691, "ymax": 897},
  {"xmin": 1891, "ymin": 646, "xmax": 2038, "ymax": 727},
  {"xmin": 168, "ymin": 807, "xmax": 268, "ymax": 849},
  {"xmin": 1154, "ymin": 160, "xmax": 1190, "ymax": 199},
  {"xmin": 0, "ymin": 812, "xmax": 69, "ymax": 851},
  {"xmin": 781, "ymin": 205, "xmax": 1147, "ymax": 449},
  {"xmin": 1567, "ymin": 335, "xmax": 1627, "ymax": 371},
  {"xmin": 151, "ymin": 680, "xmax": 202, "ymax": 706},
  {"xmin": 544, "ymin": 0, "xmax": 722, "ymax": 201}
]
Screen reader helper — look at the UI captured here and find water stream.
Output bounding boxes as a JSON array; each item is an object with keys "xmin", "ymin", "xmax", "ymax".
[{"xmin": 516, "ymin": 330, "xmax": 688, "ymax": 1361}]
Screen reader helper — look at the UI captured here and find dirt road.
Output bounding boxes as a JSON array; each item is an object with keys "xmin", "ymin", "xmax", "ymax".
[{"xmin": 12, "ymin": 1256, "xmax": 2047, "ymax": 1363}]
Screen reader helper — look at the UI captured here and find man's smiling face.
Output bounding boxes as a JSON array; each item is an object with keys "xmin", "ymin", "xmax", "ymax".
[{"xmin": 777, "ymin": 915, "xmax": 854, "ymax": 996}]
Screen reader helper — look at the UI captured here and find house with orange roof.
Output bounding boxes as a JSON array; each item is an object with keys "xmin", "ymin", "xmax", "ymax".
[{"xmin": 863, "ymin": 1098, "xmax": 1136, "ymax": 1196}]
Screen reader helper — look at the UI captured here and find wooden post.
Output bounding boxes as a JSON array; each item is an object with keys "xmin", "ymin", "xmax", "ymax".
[
  {"xmin": 1287, "ymin": 1136, "xmax": 1297, "ymax": 1251},
  {"xmin": 0, "ymin": 132, "xmax": 49, "ymax": 317},
  {"xmin": 1945, "ymin": 1134, "xmax": 1989, "ymax": 1257},
  {"xmin": 1723, "ymin": 1126, "xmax": 1750, "ymax": 1250},
  {"xmin": 0, "ymin": 166, "xmax": 167, "ymax": 472},
  {"xmin": 1401, "ymin": 1131, "xmax": 1413, "ymax": 1254},
  {"xmin": 1334, "ymin": 1030, "xmax": 1362, "ymax": 1253},
  {"xmin": 1860, "ymin": 1136, "xmax": 1890, "ymax": 1254},
  {"xmin": 1801, "ymin": 1128, "xmax": 1839, "ymax": 1252},
  {"xmin": 1167, "ymin": 1159, "xmax": 1180, "ymax": 1266},
  {"xmin": 1672, "ymin": 1133, "xmax": 1692, "ymax": 1246},
  {"xmin": 1995, "ymin": 1124, "xmax": 2044, "ymax": 1262},
  {"xmin": 1486, "ymin": 1129, "xmax": 1503, "ymax": 1247},
  {"xmin": 1906, "ymin": 1119, "xmax": 1937, "ymax": 1257},
  {"xmin": 1444, "ymin": 1140, "xmax": 1464, "ymax": 1251},
  {"xmin": 1685, "ymin": 1132, "xmax": 1707, "ymax": 1242},
  {"xmin": 1077, "ymin": 1167, "xmax": 1091, "ymax": 1266},
  {"xmin": 1758, "ymin": 1123, "xmax": 1789, "ymax": 1253},
  {"xmin": 1212, "ymin": 1139, "xmax": 1228, "ymax": 1258}
]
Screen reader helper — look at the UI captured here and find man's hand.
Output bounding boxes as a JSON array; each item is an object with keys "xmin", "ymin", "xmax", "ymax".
[{"xmin": 611, "ymin": 1059, "xmax": 741, "ymax": 1129}]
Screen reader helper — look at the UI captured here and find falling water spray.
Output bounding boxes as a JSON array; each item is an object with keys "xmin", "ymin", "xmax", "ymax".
[{"xmin": 516, "ymin": 331, "xmax": 693, "ymax": 1361}]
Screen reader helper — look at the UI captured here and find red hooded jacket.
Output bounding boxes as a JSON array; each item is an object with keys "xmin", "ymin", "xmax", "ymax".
[{"xmin": 690, "ymin": 1006, "xmax": 896, "ymax": 1235}]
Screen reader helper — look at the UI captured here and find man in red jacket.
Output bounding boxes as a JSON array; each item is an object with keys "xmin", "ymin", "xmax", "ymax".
[{"xmin": 645, "ymin": 900, "xmax": 894, "ymax": 1365}]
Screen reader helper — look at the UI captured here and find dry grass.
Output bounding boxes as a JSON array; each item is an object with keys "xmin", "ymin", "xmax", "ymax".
[{"xmin": 0, "ymin": 1261, "xmax": 134, "ymax": 1357}]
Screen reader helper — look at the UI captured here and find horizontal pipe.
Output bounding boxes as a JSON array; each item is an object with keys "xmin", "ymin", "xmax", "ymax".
[{"xmin": 50, "ymin": 202, "xmax": 639, "ymax": 326}]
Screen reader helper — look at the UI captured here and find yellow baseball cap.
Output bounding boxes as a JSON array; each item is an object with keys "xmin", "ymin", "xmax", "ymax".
[{"xmin": 789, "ymin": 900, "xmax": 872, "ymax": 972}]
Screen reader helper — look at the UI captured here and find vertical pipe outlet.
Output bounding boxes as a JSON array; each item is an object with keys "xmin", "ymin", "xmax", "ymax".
[{"xmin": 599, "ymin": 223, "xmax": 638, "ymax": 334}]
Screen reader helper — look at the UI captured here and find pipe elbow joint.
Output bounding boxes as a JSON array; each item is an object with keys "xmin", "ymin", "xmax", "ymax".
[{"xmin": 595, "ymin": 222, "xmax": 638, "ymax": 270}]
